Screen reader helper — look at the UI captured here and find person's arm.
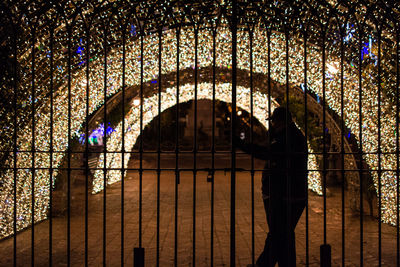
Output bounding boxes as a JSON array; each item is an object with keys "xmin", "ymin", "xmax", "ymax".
[{"xmin": 233, "ymin": 135, "xmax": 270, "ymax": 160}]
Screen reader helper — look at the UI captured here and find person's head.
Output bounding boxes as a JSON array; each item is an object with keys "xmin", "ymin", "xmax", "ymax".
[{"xmin": 268, "ymin": 106, "xmax": 292, "ymax": 133}]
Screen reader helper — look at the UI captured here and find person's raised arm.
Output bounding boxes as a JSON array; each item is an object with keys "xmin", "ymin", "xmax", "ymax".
[{"xmin": 233, "ymin": 133, "xmax": 270, "ymax": 160}]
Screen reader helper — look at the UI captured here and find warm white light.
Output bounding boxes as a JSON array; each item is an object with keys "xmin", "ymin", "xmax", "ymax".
[
  {"xmin": 327, "ymin": 62, "xmax": 339, "ymax": 75},
  {"xmin": 1, "ymin": 22, "xmax": 398, "ymax": 239},
  {"xmin": 132, "ymin": 99, "xmax": 140, "ymax": 106},
  {"xmin": 92, "ymin": 83, "xmax": 323, "ymax": 196}
]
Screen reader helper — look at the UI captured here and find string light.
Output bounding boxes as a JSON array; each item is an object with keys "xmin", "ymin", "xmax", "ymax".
[
  {"xmin": 91, "ymin": 82, "xmax": 323, "ymax": 195},
  {"xmin": 0, "ymin": 20, "xmax": 398, "ymax": 239}
]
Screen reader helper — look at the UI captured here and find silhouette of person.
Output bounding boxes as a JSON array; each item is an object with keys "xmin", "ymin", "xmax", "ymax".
[{"xmin": 235, "ymin": 106, "xmax": 308, "ymax": 267}]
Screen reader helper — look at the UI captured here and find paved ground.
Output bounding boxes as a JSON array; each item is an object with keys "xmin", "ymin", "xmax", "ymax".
[{"xmin": 0, "ymin": 153, "xmax": 399, "ymax": 266}]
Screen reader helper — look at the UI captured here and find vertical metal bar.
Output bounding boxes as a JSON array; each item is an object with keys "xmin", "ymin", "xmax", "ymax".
[
  {"xmin": 67, "ymin": 27, "xmax": 72, "ymax": 267},
  {"xmin": 377, "ymin": 30, "xmax": 382, "ymax": 267},
  {"xmin": 121, "ymin": 22, "xmax": 127, "ymax": 267},
  {"xmin": 12, "ymin": 21, "xmax": 18, "ymax": 267},
  {"xmin": 249, "ymin": 29, "xmax": 255, "ymax": 267},
  {"xmin": 174, "ymin": 28, "xmax": 180, "ymax": 267},
  {"xmin": 358, "ymin": 27, "xmax": 364, "ymax": 267},
  {"xmin": 396, "ymin": 30, "xmax": 400, "ymax": 267},
  {"xmin": 211, "ymin": 28, "xmax": 217, "ymax": 267},
  {"xmin": 139, "ymin": 32, "xmax": 144, "ymax": 249},
  {"xmin": 320, "ymin": 28, "xmax": 331, "ymax": 267},
  {"xmin": 102, "ymin": 25, "xmax": 108, "ymax": 267},
  {"xmin": 31, "ymin": 26, "xmax": 36, "ymax": 267},
  {"xmin": 321, "ymin": 31, "xmax": 327, "ymax": 246},
  {"xmin": 340, "ymin": 27, "xmax": 345, "ymax": 267},
  {"xmin": 156, "ymin": 27, "xmax": 162, "ymax": 267},
  {"xmin": 266, "ymin": 29, "xmax": 272, "ymax": 264},
  {"xmin": 84, "ymin": 24, "xmax": 90, "ymax": 267},
  {"xmin": 231, "ymin": 0, "xmax": 237, "ymax": 265},
  {"xmin": 49, "ymin": 26, "xmax": 54, "ymax": 267},
  {"xmin": 285, "ymin": 29, "xmax": 291, "ymax": 262},
  {"xmin": 303, "ymin": 28, "xmax": 309, "ymax": 267},
  {"xmin": 193, "ymin": 27, "xmax": 198, "ymax": 267},
  {"xmin": 134, "ymin": 248, "xmax": 145, "ymax": 267}
]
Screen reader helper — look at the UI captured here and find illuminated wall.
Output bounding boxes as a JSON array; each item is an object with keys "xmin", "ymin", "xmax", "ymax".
[
  {"xmin": 91, "ymin": 82, "xmax": 323, "ymax": 195},
  {"xmin": 0, "ymin": 24, "xmax": 397, "ymax": 239}
]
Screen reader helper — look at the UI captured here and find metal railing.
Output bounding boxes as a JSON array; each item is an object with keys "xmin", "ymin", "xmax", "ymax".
[{"xmin": 0, "ymin": 0, "xmax": 399, "ymax": 266}]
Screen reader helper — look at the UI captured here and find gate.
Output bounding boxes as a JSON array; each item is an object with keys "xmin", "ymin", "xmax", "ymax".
[{"xmin": 0, "ymin": 0, "xmax": 399, "ymax": 266}]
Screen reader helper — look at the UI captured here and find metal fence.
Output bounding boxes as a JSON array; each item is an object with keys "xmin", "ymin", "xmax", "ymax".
[{"xmin": 0, "ymin": 0, "xmax": 399, "ymax": 266}]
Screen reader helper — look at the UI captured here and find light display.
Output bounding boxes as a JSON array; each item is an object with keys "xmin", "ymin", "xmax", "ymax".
[
  {"xmin": 0, "ymin": 19, "xmax": 398, "ymax": 239},
  {"xmin": 91, "ymin": 82, "xmax": 323, "ymax": 195},
  {"xmin": 80, "ymin": 123, "xmax": 115, "ymax": 146}
]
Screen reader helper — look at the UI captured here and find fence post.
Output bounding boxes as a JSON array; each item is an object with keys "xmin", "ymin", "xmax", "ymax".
[
  {"xmin": 134, "ymin": 247, "xmax": 145, "ymax": 267},
  {"xmin": 320, "ymin": 244, "xmax": 331, "ymax": 267}
]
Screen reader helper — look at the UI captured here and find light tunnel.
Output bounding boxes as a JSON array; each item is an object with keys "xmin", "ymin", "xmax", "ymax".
[
  {"xmin": 91, "ymin": 82, "xmax": 323, "ymax": 195},
  {"xmin": 1, "ymin": 24, "xmax": 399, "ymax": 240}
]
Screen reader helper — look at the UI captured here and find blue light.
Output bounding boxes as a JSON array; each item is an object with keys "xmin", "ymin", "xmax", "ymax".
[
  {"xmin": 106, "ymin": 126, "xmax": 114, "ymax": 135},
  {"xmin": 130, "ymin": 24, "xmax": 137, "ymax": 36},
  {"xmin": 91, "ymin": 123, "xmax": 115, "ymax": 137},
  {"xmin": 361, "ymin": 42, "xmax": 369, "ymax": 60},
  {"xmin": 79, "ymin": 133, "xmax": 86, "ymax": 144},
  {"xmin": 77, "ymin": 46, "xmax": 84, "ymax": 54},
  {"xmin": 85, "ymin": 123, "xmax": 116, "ymax": 146}
]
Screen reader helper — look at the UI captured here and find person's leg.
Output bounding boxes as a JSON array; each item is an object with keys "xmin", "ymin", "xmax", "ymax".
[
  {"xmin": 276, "ymin": 230, "xmax": 296, "ymax": 267},
  {"xmin": 256, "ymin": 232, "xmax": 276, "ymax": 266},
  {"xmin": 277, "ymin": 202, "xmax": 305, "ymax": 267},
  {"xmin": 256, "ymin": 199, "xmax": 279, "ymax": 267}
]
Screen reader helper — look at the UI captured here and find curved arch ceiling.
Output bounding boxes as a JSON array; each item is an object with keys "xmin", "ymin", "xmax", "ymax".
[{"xmin": 91, "ymin": 82, "xmax": 322, "ymax": 195}]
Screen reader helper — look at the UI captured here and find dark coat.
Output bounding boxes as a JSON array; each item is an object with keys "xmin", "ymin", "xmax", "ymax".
[{"xmin": 236, "ymin": 122, "xmax": 308, "ymax": 201}]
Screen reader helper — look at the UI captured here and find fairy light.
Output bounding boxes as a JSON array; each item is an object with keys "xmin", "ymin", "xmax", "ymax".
[
  {"xmin": 91, "ymin": 83, "xmax": 323, "ymax": 195},
  {"xmin": 132, "ymin": 99, "xmax": 140, "ymax": 106},
  {"xmin": 327, "ymin": 62, "xmax": 339, "ymax": 75},
  {"xmin": 0, "ymin": 16, "xmax": 399, "ymax": 239}
]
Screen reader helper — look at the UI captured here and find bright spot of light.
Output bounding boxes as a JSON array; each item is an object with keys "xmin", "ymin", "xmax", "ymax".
[
  {"xmin": 327, "ymin": 62, "xmax": 339, "ymax": 74},
  {"xmin": 133, "ymin": 99, "xmax": 140, "ymax": 106}
]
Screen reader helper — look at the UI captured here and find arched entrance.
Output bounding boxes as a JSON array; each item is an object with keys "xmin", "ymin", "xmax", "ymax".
[
  {"xmin": 92, "ymin": 82, "xmax": 323, "ymax": 195},
  {"xmin": 1, "ymin": 2, "xmax": 399, "ymax": 265}
]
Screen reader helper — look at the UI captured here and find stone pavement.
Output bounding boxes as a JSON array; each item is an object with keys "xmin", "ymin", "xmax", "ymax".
[{"xmin": 0, "ymin": 153, "xmax": 398, "ymax": 266}]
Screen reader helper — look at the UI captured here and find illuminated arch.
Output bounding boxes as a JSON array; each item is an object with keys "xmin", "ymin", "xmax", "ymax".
[
  {"xmin": 92, "ymin": 82, "xmax": 323, "ymax": 194},
  {"xmin": 1, "ymin": 24, "xmax": 398, "ymax": 239}
]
